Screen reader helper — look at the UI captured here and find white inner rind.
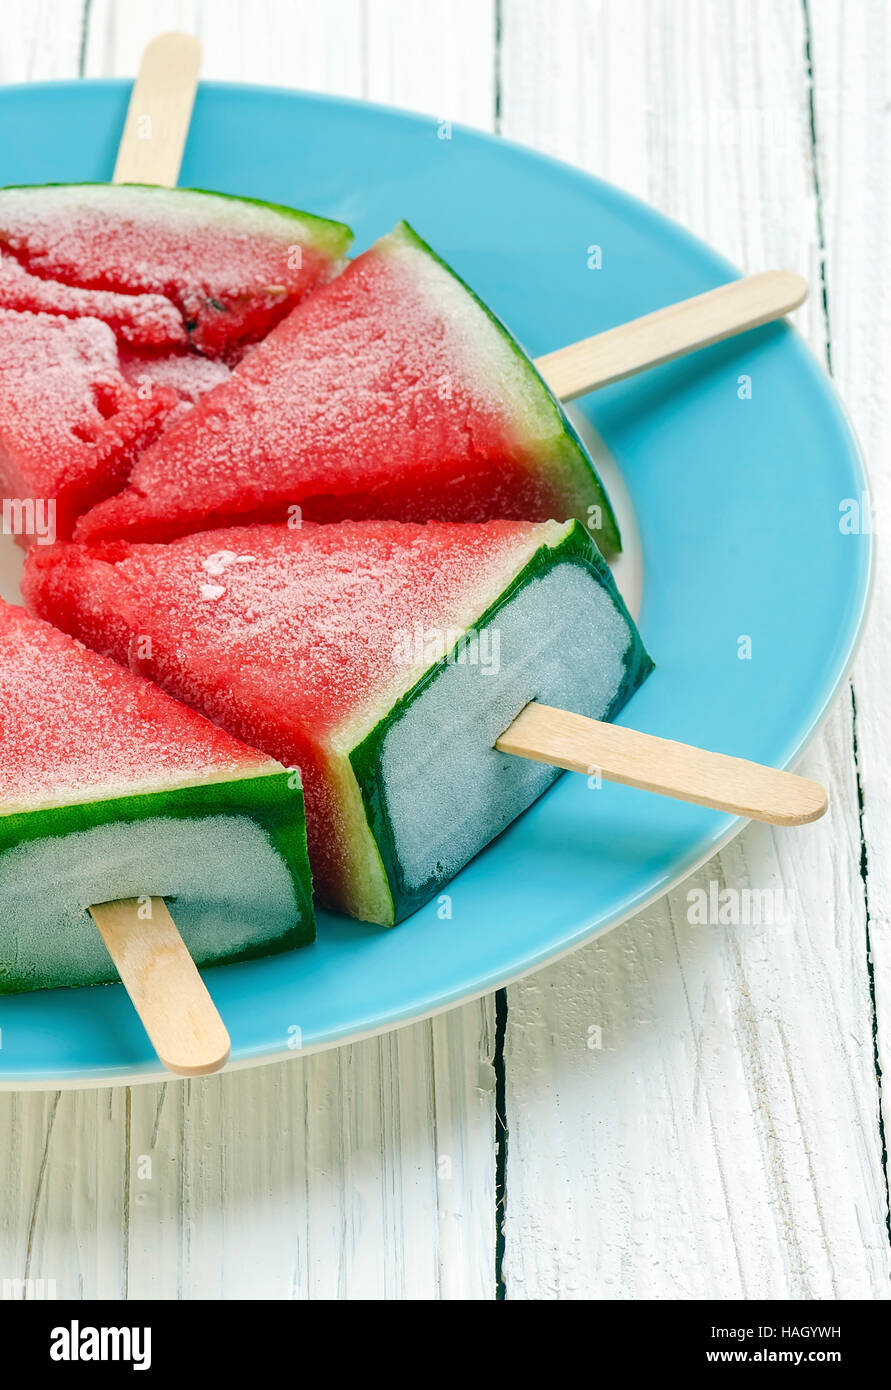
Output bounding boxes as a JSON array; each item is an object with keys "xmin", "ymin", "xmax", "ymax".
[
  {"xmin": 378, "ymin": 562, "xmax": 632, "ymax": 895},
  {"xmin": 0, "ymin": 814, "xmax": 300, "ymax": 990}
]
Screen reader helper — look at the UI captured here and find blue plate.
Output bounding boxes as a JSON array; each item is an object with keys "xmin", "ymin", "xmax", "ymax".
[{"xmin": 0, "ymin": 81, "xmax": 871, "ymax": 1086}]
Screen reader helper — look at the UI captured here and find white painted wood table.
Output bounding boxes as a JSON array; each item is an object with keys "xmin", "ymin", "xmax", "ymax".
[{"xmin": 1, "ymin": 0, "xmax": 888, "ymax": 1301}]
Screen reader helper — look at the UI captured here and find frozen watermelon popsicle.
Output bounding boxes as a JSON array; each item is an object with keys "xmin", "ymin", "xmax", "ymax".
[
  {"xmin": 0, "ymin": 600, "xmax": 314, "ymax": 1072},
  {"xmin": 0, "ymin": 33, "xmax": 352, "ymax": 545},
  {"xmin": 23, "ymin": 521, "xmax": 826, "ymax": 929},
  {"xmin": 0, "ymin": 182, "xmax": 351, "ymax": 365}
]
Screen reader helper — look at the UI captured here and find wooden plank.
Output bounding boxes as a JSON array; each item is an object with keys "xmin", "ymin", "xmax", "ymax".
[
  {"xmin": 807, "ymin": 0, "xmax": 891, "ymax": 1215},
  {"xmin": 0, "ymin": 1090, "xmax": 129, "ymax": 1299},
  {"xmin": 500, "ymin": 0, "xmax": 889, "ymax": 1299},
  {"xmin": 0, "ymin": 1008, "xmax": 496, "ymax": 1301},
  {"xmin": 0, "ymin": 0, "xmax": 84, "ymax": 82},
  {"xmin": 82, "ymin": 0, "xmax": 496, "ymax": 118},
  {"xmin": 0, "ymin": 0, "xmax": 498, "ymax": 1303},
  {"xmin": 88, "ymin": 899, "xmax": 231, "ymax": 1079}
]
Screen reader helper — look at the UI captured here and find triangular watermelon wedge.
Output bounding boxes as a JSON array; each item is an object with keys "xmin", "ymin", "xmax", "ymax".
[
  {"xmin": 0, "ymin": 600, "xmax": 314, "ymax": 993},
  {"xmin": 0, "ymin": 183, "xmax": 353, "ymax": 359},
  {"xmin": 74, "ymin": 222, "xmax": 621, "ymax": 554},
  {"xmin": 24, "ymin": 519, "xmax": 650, "ymax": 926}
]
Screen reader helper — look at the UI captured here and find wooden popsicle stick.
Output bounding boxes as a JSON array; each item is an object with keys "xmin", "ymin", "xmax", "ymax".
[
  {"xmin": 89, "ymin": 897, "xmax": 231, "ymax": 1077},
  {"xmin": 496, "ymin": 702, "xmax": 827, "ymax": 826},
  {"xmin": 112, "ymin": 32, "xmax": 202, "ymax": 187},
  {"xmin": 534, "ymin": 270, "xmax": 808, "ymax": 401}
]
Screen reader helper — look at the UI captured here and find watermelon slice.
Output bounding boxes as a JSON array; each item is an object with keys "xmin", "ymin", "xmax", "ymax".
[
  {"xmin": 74, "ymin": 222, "xmax": 621, "ymax": 554},
  {"xmin": 0, "ymin": 600, "xmax": 314, "ymax": 993},
  {"xmin": 0, "ymin": 183, "xmax": 353, "ymax": 359},
  {"xmin": 0, "ymin": 308, "xmax": 176, "ymax": 544},
  {"xmin": 24, "ymin": 519, "xmax": 651, "ymax": 926}
]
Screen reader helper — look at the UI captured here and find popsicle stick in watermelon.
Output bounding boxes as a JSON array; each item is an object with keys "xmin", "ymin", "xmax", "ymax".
[
  {"xmin": 88, "ymin": 899, "xmax": 232, "ymax": 1078},
  {"xmin": 494, "ymin": 704, "xmax": 825, "ymax": 824},
  {"xmin": 0, "ymin": 601, "xmax": 314, "ymax": 1074},
  {"xmin": 23, "ymin": 521, "xmax": 827, "ymax": 930}
]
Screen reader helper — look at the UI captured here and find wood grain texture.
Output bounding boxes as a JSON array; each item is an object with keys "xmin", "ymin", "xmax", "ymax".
[
  {"xmin": 497, "ymin": 702, "xmax": 828, "ymax": 825},
  {"xmin": 112, "ymin": 30, "xmax": 201, "ymax": 185},
  {"xmin": 0, "ymin": 1004, "xmax": 496, "ymax": 1299},
  {"xmin": 499, "ymin": 0, "xmax": 890, "ymax": 1300},
  {"xmin": 81, "ymin": 0, "xmax": 495, "ymax": 119},
  {"xmin": 82, "ymin": 0, "xmax": 365, "ymax": 92},
  {"xmin": 0, "ymin": 0, "xmax": 84, "ymax": 82}
]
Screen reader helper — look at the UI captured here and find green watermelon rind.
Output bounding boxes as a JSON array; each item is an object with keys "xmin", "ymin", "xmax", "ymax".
[
  {"xmin": 382, "ymin": 221, "xmax": 622, "ymax": 557},
  {"xmin": 348, "ymin": 519, "xmax": 652, "ymax": 925},
  {"xmin": 0, "ymin": 767, "xmax": 316, "ymax": 994},
  {"xmin": 0, "ymin": 182, "xmax": 354, "ymax": 260}
]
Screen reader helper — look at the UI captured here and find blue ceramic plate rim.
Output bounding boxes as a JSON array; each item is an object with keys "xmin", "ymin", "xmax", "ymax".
[{"xmin": 0, "ymin": 79, "xmax": 872, "ymax": 1086}]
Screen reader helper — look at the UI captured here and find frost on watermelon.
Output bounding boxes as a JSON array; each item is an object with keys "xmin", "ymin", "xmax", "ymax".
[
  {"xmin": 0, "ymin": 253, "xmax": 188, "ymax": 348},
  {"xmin": 0, "ymin": 183, "xmax": 353, "ymax": 360},
  {"xmin": 118, "ymin": 350, "xmax": 230, "ymax": 403},
  {"xmin": 23, "ymin": 519, "xmax": 651, "ymax": 927},
  {"xmin": 0, "ymin": 308, "xmax": 176, "ymax": 544},
  {"xmin": 73, "ymin": 221, "xmax": 621, "ymax": 555},
  {"xmin": 118, "ymin": 350, "xmax": 231, "ymax": 426},
  {"xmin": 0, "ymin": 601, "xmax": 314, "ymax": 993}
]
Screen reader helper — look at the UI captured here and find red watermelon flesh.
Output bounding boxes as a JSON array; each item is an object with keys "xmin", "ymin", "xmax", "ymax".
[
  {"xmin": 118, "ymin": 350, "xmax": 231, "ymax": 425},
  {"xmin": 24, "ymin": 519, "xmax": 651, "ymax": 924},
  {"xmin": 0, "ymin": 184, "xmax": 353, "ymax": 360},
  {"xmin": 0, "ymin": 309, "xmax": 175, "ymax": 543},
  {"xmin": 0, "ymin": 599, "xmax": 268, "ymax": 803},
  {"xmin": 0, "ymin": 253, "xmax": 187, "ymax": 348},
  {"xmin": 0, "ymin": 600, "xmax": 315, "ymax": 992},
  {"xmin": 74, "ymin": 222, "xmax": 620, "ymax": 554}
]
